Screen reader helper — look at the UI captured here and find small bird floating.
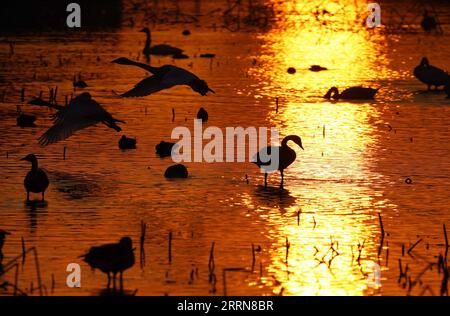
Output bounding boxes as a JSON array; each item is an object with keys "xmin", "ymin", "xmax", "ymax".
[
  {"xmin": 164, "ymin": 164, "xmax": 188, "ymax": 178},
  {"xmin": 73, "ymin": 74, "xmax": 88, "ymax": 89},
  {"xmin": 112, "ymin": 57, "xmax": 214, "ymax": 97},
  {"xmin": 80, "ymin": 237, "xmax": 135, "ymax": 290},
  {"xmin": 413, "ymin": 57, "xmax": 450, "ymax": 90},
  {"xmin": 287, "ymin": 67, "xmax": 296, "ymax": 74},
  {"xmin": 196, "ymin": 107, "xmax": 208, "ymax": 122},
  {"xmin": 21, "ymin": 154, "xmax": 49, "ymax": 202},
  {"xmin": 118, "ymin": 135, "xmax": 137, "ymax": 150},
  {"xmin": 324, "ymin": 86, "xmax": 378, "ymax": 100},
  {"xmin": 309, "ymin": 65, "xmax": 327, "ymax": 72},
  {"xmin": 17, "ymin": 112, "xmax": 37, "ymax": 127},
  {"xmin": 156, "ymin": 141, "xmax": 177, "ymax": 158},
  {"xmin": 253, "ymin": 135, "xmax": 304, "ymax": 189}
]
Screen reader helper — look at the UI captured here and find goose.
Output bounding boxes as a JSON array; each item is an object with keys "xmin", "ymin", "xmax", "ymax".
[
  {"xmin": 156, "ymin": 141, "xmax": 177, "ymax": 157},
  {"xmin": 112, "ymin": 57, "xmax": 214, "ymax": 97},
  {"xmin": 196, "ymin": 107, "xmax": 208, "ymax": 122},
  {"xmin": 253, "ymin": 135, "xmax": 304, "ymax": 189},
  {"xmin": 324, "ymin": 86, "xmax": 378, "ymax": 100},
  {"xmin": 80, "ymin": 237, "xmax": 135, "ymax": 290},
  {"xmin": 164, "ymin": 164, "xmax": 188, "ymax": 178},
  {"xmin": 414, "ymin": 57, "xmax": 450, "ymax": 90},
  {"xmin": 38, "ymin": 92, "xmax": 125, "ymax": 146},
  {"xmin": 118, "ymin": 135, "xmax": 137, "ymax": 150},
  {"xmin": 21, "ymin": 154, "xmax": 49, "ymax": 202},
  {"xmin": 140, "ymin": 27, "xmax": 183, "ymax": 58}
]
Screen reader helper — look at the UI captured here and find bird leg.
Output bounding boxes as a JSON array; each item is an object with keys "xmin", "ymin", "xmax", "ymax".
[
  {"xmin": 107, "ymin": 273, "xmax": 111, "ymax": 290},
  {"xmin": 41, "ymin": 192, "xmax": 45, "ymax": 202},
  {"xmin": 280, "ymin": 170, "xmax": 284, "ymax": 189},
  {"xmin": 120, "ymin": 271, "xmax": 123, "ymax": 291},
  {"xmin": 264, "ymin": 173, "xmax": 268, "ymax": 189},
  {"xmin": 112, "ymin": 272, "xmax": 117, "ymax": 290},
  {"xmin": 26, "ymin": 191, "xmax": 30, "ymax": 202}
]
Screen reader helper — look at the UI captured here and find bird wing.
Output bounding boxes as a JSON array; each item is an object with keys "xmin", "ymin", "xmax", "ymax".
[
  {"xmin": 38, "ymin": 117, "xmax": 99, "ymax": 146},
  {"xmin": 160, "ymin": 66, "xmax": 198, "ymax": 86},
  {"xmin": 120, "ymin": 74, "xmax": 176, "ymax": 97}
]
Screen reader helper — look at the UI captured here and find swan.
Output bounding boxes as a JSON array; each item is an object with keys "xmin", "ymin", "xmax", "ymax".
[
  {"xmin": 324, "ymin": 86, "xmax": 378, "ymax": 100},
  {"xmin": 80, "ymin": 237, "xmax": 135, "ymax": 290},
  {"xmin": 112, "ymin": 57, "xmax": 214, "ymax": 96},
  {"xmin": 38, "ymin": 92, "xmax": 125, "ymax": 146},
  {"xmin": 414, "ymin": 57, "xmax": 450, "ymax": 90},
  {"xmin": 253, "ymin": 135, "xmax": 304, "ymax": 189},
  {"xmin": 21, "ymin": 154, "xmax": 49, "ymax": 202},
  {"xmin": 196, "ymin": 107, "xmax": 208, "ymax": 121},
  {"xmin": 141, "ymin": 27, "xmax": 183, "ymax": 58},
  {"xmin": 119, "ymin": 135, "xmax": 137, "ymax": 150},
  {"xmin": 164, "ymin": 164, "xmax": 188, "ymax": 178}
]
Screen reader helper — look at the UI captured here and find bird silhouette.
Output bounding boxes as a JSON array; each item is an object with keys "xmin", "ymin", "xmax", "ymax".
[
  {"xmin": 140, "ymin": 27, "xmax": 183, "ymax": 59},
  {"xmin": 196, "ymin": 107, "xmax": 208, "ymax": 122},
  {"xmin": 156, "ymin": 141, "xmax": 177, "ymax": 158},
  {"xmin": 21, "ymin": 154, "xmax": 49, "ymax": 202},
  {"xmin": 112, "ymin": 57, "xmax": 214, "ymax": 97},
  {"xmin": 164, "ymin": 164, "xmax": 188, "ymax": 178},
  {"xmin": 80, "ymin": 237, "xmax": 135, "ymax": 290},
  {"xmin": 414, "ymin": 57, "xmax": 450, "ymax": 90},
  {"xmin": 118, "ymin": 135, "xmax": 137, "ymax": 150},
  {"xmin": 309, "ymin": 65, "xmax": 327, "ymax": 72},
  {"xmin": 17, "ymin": 110, "xmax": 37, "ymax": 127},
  {"xmin": 0, "ymin": 229, "xmax": 11, "ymax": 265},
  {"xmin": 38, "ymin": 92, "xmax": 125, "ymax": 146},
  {"xmin": 324, "ymin": 86, "xmax": 378, "ymax": 100},
  {"xmin": 421, "ymin": 10, "xmax": 438, "ymax": 32},
  {"xmin": 253, "ymin": 135, "xmax": 304, "ymax": 189}
]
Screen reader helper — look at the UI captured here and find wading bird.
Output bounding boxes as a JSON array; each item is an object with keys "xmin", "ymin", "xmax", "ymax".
[
  {"xmin": 21, "ymin": 154, "xmax": 49, "ymax": 202},
  {"xmin": 37, "ymin": 92, "xmax": 125, "ymax": 146},
  {"xmin": 112, "ymin": 57, "xmax": 214, "ymax": 97},
  {"xmin": 80, "ymin": 237, "xmax": 135, "ymax": 290},
  {"xmin": 140, "ymin": 27, "xmax": 183, "ymax": 59},
  {"xmin": 324, "ymin": 86, "xmax": 378, "ymax": 100},
  {"xmin": 414, "ymin": 57, "xmax": 450, "ymax": 90},
  {"xmin": 253, "ymin": 135, "xmax": 304, "ymax": 189}
]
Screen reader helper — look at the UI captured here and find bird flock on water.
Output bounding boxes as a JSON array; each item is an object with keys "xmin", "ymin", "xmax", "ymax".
[{"xmin": 5, "ymin": 20, "xmax": 450, "ymax": 291}]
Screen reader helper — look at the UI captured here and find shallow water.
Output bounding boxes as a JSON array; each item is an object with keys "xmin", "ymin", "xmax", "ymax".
[{"xmin": 1, "ymin": 0, "xmax": 450, "ymax": 296}]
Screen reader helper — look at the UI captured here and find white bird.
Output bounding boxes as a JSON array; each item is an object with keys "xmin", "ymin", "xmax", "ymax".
[
  {"xmin": 140, "ymin": 27, "xmax": 183, "ymax": 58},
  {"xmin": 112, "ymin": 57, "xmax": 215, "ymax": 97},
  {"xmin": 37, "ymin": 92, "xmax": 125, "ymax": 146}
]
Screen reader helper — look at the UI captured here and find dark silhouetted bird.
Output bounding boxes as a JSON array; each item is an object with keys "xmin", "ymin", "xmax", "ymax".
[
  {"xmin": 21, "ymin": 154, "xmax": 49, "ymax": 202},
  {"xmin": 196, "ymin": 107, "xmax": 208, "ymax": 122},
  {"xmin": 414, "ymin": 57, "xmax": 450, "ymax": 90},
  {"xmin": 421, "ymin": 10, "xmax": 438, "ymax": 32},
  {"xmin": 112, "ymin": 57, "xmax": 214, "ymax": 97},
  {"xmin": 0, "ymin": 229, "xmax": 11, "ymax": 264},
  {"xmin": 118, "ymin": 135, "xmax": 137, "ymax": 150},
  {"xmin": 156, "ymin": 141, "xmax": 177, "ymax": 157},
  {"xmin": 80, "ymin": 237, "xmax": 135, "ymax": 290},
  {"xmin": 17, "ymin": 112, "xmax": 37, "ymax": 127},
  {"xmin": 324, "ymin": 86, "xmax": 378, "ymax": 100},
  {"xmin": 164, "ymin": 164, "xmax": 188, "ymax": 178},
  {"xmin": 309, "ymin": 65, "xmax": 327, "ymax": 72},
  {"xmin": 38, "ymin": 92, "xmax": 125, "ymax": 146},
  {"xmin": 253, "ymin": 135, "xmax": 304, "ymax": 189},
  {"xmin": 140, "ymin": 27, "xmax": 183, "ymax": 59}
]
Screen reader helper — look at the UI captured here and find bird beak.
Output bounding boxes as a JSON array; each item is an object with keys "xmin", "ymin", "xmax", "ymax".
[
  {"xmin": 300, "ymin": 144, "xmax": 304, "ymax": 150},
  {"xmin": 20, "ymin": 157, "xmax": 26, "ymax": 161},
  {"xmin": 208, "ymin": 88, "xmax": 215, "ymax": 94}
]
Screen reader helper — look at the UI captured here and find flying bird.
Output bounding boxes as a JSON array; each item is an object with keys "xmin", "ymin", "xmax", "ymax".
[
  {"xmin": 253, "ymin": 135, "xmax": 304, "ymax": 189},
  {"xmin": 80, "ymin": 237, "xmax": 135, "ymax": 290},
  {"xmin": 112, "ymin": 57, "xmax": 214, "ymax": 97},
  {"xmin": 37, "ymin": 92, "xmax": 125, "ymax": 146},
  {"xmin": 140, "ymin": 27, "xmax": 184, "ymax": 59},
  {"xmin": 21, "ymin": 154, "xmax": 49, "ymax": 202},
  {"xmin": 324, "ymin": 86, "xmax": 378, "ymax": 100},
  {"xmin": 413, "ymin": 57, "xmax": 450, "ymax": 90}
]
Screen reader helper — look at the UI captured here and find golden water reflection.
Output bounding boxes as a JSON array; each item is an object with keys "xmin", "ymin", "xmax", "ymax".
[{"xmin": 245, "ymin": 0, "xmax": 396, "ymax": 295}]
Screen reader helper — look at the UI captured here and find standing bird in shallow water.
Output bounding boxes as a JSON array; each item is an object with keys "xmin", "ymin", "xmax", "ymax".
[
  {"xmin": 140, "ymin": 27, "xmax": 183, "ymax": 60},
  {"xmin": 324, "ymin": 87, "xmax": 378, "ymax": 100},
  {"xmin": 38, "ymin": 92, "xmax": 125, "ymax": 146},
  {"xmin": 21, "ymin": 154, "xmax": 49, "ymax": 202},
  {"xmin": 253, "ymin": 135, "xmax": 304, "ymax": 189},
  {"xmin": 414, "ymin": 57, "xmax": 450, "ymax": 90},
  {"xmin": 112, "ymin": 57, "xmax": 214, "ymax": 97},
  {"xmin": 80, "ymin": 237, "xmax": 135, "ymax": 290}
]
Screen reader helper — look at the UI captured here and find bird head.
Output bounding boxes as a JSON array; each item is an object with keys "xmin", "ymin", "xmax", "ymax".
[
  {"xmin": 420, "ymin": 57, "xmax": 429, "ymax": 67},
  {"xmin": 119, "ymin": 237, "xmax": 133, "ymax": 249},
  {"xmin": 191, "ymin": 79, "xmax": 215, "ymax": 96},
  {"xmin": 111, "ymin": 57, "xmax": 133, "ymax": 65},
  {"xmin": 139, "ymin": 27, "xmax": 150, "ymax": 33},
  {"xmin": 293, "ymin": 136, "xmax": 304, "ymax": 150},
  {"xmin": 20, "ymin": 154, "xmax": 37, "ymax": 163}
]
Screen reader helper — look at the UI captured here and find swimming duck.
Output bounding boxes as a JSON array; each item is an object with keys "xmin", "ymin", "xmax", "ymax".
[
  {"xmin": 140, "ymin": 27, "xmax": 183, "ymax": 59},
  {"xmin": 38, "ymin": 92, "xmax": 125, "ymax": 146},
  {"xmin": 118, "ymin": 135, "xmax": 137, "ymax": 150},
  {"xmin": 253, "ymin": 135, "xmax": 304, "ymax": 189},
  {"xmin": 164, "ymin": 164, "xmax": 188, "ymax": 178},
  {"xmin": 21, "ymin": 154, "xmax": 49, "ymax": 202},
  {"xmin": 196, "ymin": 107, "xmax": 208, "ymax": 122},
  {"xmin": 112, "ymin": 57, "xmax": 214, "ymax": 97},
  {"xmin": 81, "ymin": 237, "xmax": 135, "ymax": 290},
  {"xmin": 309, "ymin": 65, "xmax": 327, "ymax": 72},
  {"xmin": 324, "ymin": 86, "xmax": 378, "ymax": 100},
  {"xmin": 413, "ymin": 57, "xmax": 450, "ymax": 90},
  {"xmin": 156, "ymin": 141, "xmax": 177, "ymax": 158}
]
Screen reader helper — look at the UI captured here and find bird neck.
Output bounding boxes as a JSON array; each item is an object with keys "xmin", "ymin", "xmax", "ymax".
[
  {"xmin": 421, "ymin": 58, "xmax": 429, "ymax": 67},
  {"xmin": 128, "ymin": 59, "xmax": 159, "ymax": 73},
  {"xmin": 145, "ymin": 30, "xmax": 151, "ymax": 48},
  {"xmin": 30, "ymin": 158, "xmax": 38, "ymax": 171},
  {"xmin": 325, "ymin": 87, "xmax": 339, "ymax": 99},
  {"xmin": 281, "ymin": 135, "xmax": 297, "ymax": 148}
]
